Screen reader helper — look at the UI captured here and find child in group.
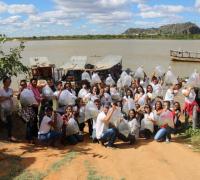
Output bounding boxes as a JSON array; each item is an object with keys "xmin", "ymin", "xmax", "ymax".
[
  {"xmin": 172, "ymin": 101, "xmax": 182, "ymax": 132},
  {"xmin": 140, "ymin": 104, "xmax": 154, "ymax": 139},
  {"xmin": 153, "ymin": 101, "xmax": 174, "ymax": 142},
  {"xmin": 62, "ymin": 105, "xmax": 83, "ymax": 145},
  {"xmin": 76, "ymin": 98, "xmax": 86, "ymax": 134},
  {"xmin": 38, "ymin": 107, "xmax": 61, "ymax": 146},
  {"xmin": 92, "ymin": 99, "xmax": 101, "ymax": 142},
  {"xmin": 127, "ymin": 109, "xmax": 140, "ymax": 140},
  {"xmin": 117, "ymin": 109, "xmax": 136, "ymax": 145}
]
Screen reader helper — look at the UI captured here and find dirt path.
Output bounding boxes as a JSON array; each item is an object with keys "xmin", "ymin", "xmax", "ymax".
[{"xmin": 1, "ymin": 136, "xmax": 200, "ymax": 180}]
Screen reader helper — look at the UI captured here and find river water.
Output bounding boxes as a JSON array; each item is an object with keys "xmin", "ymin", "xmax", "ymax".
[{"xmin": 2, "ymin": 39, "xmax": 200, "ymax": 88}]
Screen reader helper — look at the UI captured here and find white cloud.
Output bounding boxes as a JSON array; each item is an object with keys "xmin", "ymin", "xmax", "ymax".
[
  {"xmin": 0, "ymin": 15, "xmax": 21, "ymax": 25},
  {"xmin": 196, "ymin": 0, "xmax": 200, "ymax": 11},
  {"xmin": 138, "ymin": 4, "xmax": 187, "ymax": 19},
  {"xmin": 0, "ymin": 1, "xmax": 7, "ymax": 13},
  {"xmin": 8, "ymin": 4, "xmax": 36, "ymax": 14},
  {"xmin": 53, "ymin": 0, "xmax": 134, "ymax": 26},
  {"xmin": 131, "ymin": 0, "xmax": 147, "ymax": 3},
  {"xmin": 0, "ymin": 1, "xmax": 36, "ymax": 15}
]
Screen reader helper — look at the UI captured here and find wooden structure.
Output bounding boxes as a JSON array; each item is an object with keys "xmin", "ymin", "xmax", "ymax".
[
  {"xmin": 170, "ymin": 50, "xmax": 200, "ymax": 62},
  {"xmin": 95, "ymin": 55, "xmax": 122, "ymax": 81},
  {"xmin": 59, "ymin": 55, "xmax": 123, "ymax": 82},
  {"xmin": 30, "ymin": 57, "xmax": 56, "ymax": 80}
]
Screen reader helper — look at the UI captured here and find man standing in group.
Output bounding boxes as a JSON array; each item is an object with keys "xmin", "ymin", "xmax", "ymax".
[
  {"xmin": 0, "ymin": 77, "xmax": 16, "ymax": 141},
  {"xmin": 96, "ymin": 102, "xmax": 117, "ymax": 148}
]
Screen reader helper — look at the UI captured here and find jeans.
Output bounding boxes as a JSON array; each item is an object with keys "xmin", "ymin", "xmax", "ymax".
[
  {"xmin": 38, "ymin": 131, "xmax": 60, "ymax": 141},
  {"xmin": 118, "ymin": 133, "xmax": 135, "ymax": 144},
  {"xmin": 92, "ymin": 129, "xmax": 96, "ymax": 140},
  {"xmin": 140, "ymin": 129, "xmax": 153, "ymax": 139},
  {"xmin": 154, "ymin": 128, "xmax": 171, "ymax": 141},
  {"xmin": 66, "ymin": 134, "xmax": 84, "ymax": 145},
  {"xmin": 87, "ymin": 119, "xmax": 93, "ymax": 136},
  {"xmin": 100, "ymin": 128, "xmax": 117, "ymax": 147},
  {"xmin": 26, "ymin": 121, "xmax": 35, "ymax": 141},
  {"xmin": 32, "ymin": 106, "xmax": 39, "ymax": 137},
  {"xmin": 5, "ymin": 115, "xmax": 12, "ymax": 138}
]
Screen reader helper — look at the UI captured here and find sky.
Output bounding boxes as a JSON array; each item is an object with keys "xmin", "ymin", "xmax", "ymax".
[{"xmin": 0, "ymin": 0, "xmax": 200, "ymax": 37}]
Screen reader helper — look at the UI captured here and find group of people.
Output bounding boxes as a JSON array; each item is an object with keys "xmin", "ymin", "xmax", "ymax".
[{"xmin": 0, "ymin": 69, "xmax": 199, "ymax": 148}]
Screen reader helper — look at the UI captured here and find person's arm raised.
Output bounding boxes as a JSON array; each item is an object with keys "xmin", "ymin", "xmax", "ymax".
[{"xmin": 103, "ymin": 105, "xmax": 117, "ymax": 124}]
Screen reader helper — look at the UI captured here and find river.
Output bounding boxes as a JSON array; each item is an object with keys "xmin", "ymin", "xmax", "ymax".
[{"xmin": 2, "ymin": 39, "xmax": 200, "ymax": 88}]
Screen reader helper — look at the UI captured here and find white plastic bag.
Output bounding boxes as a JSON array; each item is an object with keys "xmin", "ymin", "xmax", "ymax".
[
  {"xmin": 155, "ymin": 65, "xmax": 165, "ymax": 77},
  {"xmin": 81, "ymin": 71, "xmax": 91, "ymax": 82},
  {"xmin": 164, "ymin": 66, "xmax": 178, "ymax": 85},
  {"xmin": 91, "ymin": 73, "xmax": 101, "ymax": 84},
  {"xmin": 110, "ymin": 87, "xmax": 121, "ymax": 100},
  {"xmin": 118, "ymin": 119, "xmax": 131, "ymax": 138},
  {"xmin": 105, "ymin": 74, "xmax": 115, "ymax": 86},
  {"xmin": 117, "ymin": 78, "xmax": 123, "ymax": 89},
  {"xmin": 42, "ymin": 86, "xmax": 54, "ymax": 100},
  {"xmin": 158, "ymin": 110, "xmax": 174, "ymax": 128},
  {"xmin": 187, "ymin": 69, "xmax": 200, "ymax": 87},
  {"xmin": 109, "ymin": 108, "xmax": 121, "ymax": 127},
  {"xmin": 85, "ymin": 101, "xmax": 99, "ymax": 120},
  {"xmin": 66, "ymin": 118, "xmax": 80, "ymax": 136},
  {"xmin": 78, "ymin": 88, "xmax": 88, "ymax": 98},
  {"xmin": 134, "ymin": 67, "xmax": 144, "ymax": 79},
  {"xmin": 122, "ymin": 98, "xmax": 135, "ymax": 115},
  {"xmin": 120, "ymin": 71, "xmax": 128, "ymax": 81},
  {"xmin": 58, "ymin": 90, "xmax": 77, "ymax": 106},
  {"xmin": 122, "ymin": 75, "xmax": 132, "ymax": 87},
  {"xmin": 20, "ymin": 89, "xmax": 37, "ymax": 106}
]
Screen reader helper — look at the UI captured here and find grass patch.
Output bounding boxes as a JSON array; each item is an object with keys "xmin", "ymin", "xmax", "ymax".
[
  {"xmin": 84, "ymin": 160, "xmax": 113, "ymax": 180},
  {"xmin": 14, "ymin": 171, "xmax": 45, "ymax": 180},
  {"xmin": 1, "ymin": 151, "xmax": 78, "ymax": 180},
  {"xmin": 180, "ymin": 127, "xmax": 200, "ymax": 151},
  {"xmin": 48, "ymin": 151, "xmax": 78, "ymax": 173}
]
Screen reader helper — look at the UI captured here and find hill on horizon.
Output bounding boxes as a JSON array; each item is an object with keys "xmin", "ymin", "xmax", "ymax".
[{"xmin": 123, "ymin": 22, "xmax": 200, "ymax": 35}]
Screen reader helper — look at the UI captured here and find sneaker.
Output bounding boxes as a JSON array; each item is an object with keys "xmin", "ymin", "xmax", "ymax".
[
  {"xmin": 106, "ymin": 144, "xmax": 117, "ymax": 149},
  {"xmin": 9, "ymin": 136, "xmax": 17, "ymax": 142},
  {"xmin": 165, "ymin": 138, "xmax": 170, "ymax": 143},
  {"xmin": 99, "ymin": 140, "xmax": 105, "ymax": 146}
]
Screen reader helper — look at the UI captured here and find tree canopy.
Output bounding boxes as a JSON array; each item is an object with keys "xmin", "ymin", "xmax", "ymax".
[{"xmin": 0, "ymin": 36, "xmax": 29, "ymax": 80}]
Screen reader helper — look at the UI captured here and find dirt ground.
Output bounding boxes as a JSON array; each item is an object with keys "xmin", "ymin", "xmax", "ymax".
[{"xmin": 1, "ymin": 126, "xmax": 200, "ymax": 180}]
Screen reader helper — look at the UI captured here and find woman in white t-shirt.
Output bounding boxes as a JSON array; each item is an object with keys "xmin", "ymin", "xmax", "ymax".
[
  {"xmin": 182, "ymin": 86, "xmax": 199, "ymax": 122},
  {"xmin": 164, "ymin": 84, "xmax": 180, "ymax": 108},
  {"xmin": 76, "ymin": 98, "xmax": 86, "ymax": 133},
  {"xmin": 134, "ymin": 86, "xmax": 147, "ymax": 107},
  {"xmin": 140, "ymin": 104, "xmax": 154, "ymax": 139},
  {"xmin": 0, "ymin": 77, "xmax": 16, "ymax": 141},
  {"xmin": 122, "ymin": 89, "xmax": 135, "ymax": 116}
]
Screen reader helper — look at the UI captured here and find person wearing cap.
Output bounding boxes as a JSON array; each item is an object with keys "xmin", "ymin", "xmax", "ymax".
[{"xmin": 96, "ymin": 102, "xmax": 117, "ymax": 148}]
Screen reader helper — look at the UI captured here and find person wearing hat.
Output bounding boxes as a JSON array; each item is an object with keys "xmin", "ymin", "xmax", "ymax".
[{"xmin": 96, "ymin": 102, "xmax": 117, "ymax": 148}]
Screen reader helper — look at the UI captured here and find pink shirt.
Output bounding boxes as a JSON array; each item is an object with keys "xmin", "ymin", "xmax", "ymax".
[{"xmin": 28, "ymin": 84, "xmax": 41, "ymax": 103}]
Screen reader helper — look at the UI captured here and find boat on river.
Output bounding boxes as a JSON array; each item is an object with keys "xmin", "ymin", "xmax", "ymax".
[{"xmin": 170, "ymin": 50, "xmax": 200, "ymax": 62}]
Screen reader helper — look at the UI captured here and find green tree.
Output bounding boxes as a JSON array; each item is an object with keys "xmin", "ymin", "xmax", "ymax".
[{"xmin": 0, "ymin": 37, "xmax": 29, "ymax": 80}]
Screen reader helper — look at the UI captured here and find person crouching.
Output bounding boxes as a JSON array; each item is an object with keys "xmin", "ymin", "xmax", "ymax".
[
  {"xmin": 38, "ymin": 107, "xmax": 61, "ymax": 146},
  {"xmin": 62, "ymin": 105, "xmax": 83, "ymax": 145},
  {"xmin": 96, "ymin": 102, "xmax": 117, "ymax": 148}
]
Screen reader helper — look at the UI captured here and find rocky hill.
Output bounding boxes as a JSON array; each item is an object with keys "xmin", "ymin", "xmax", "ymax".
[{"xmin": 123, "ymin": 22, "xmax": 200, "ymax": 35}]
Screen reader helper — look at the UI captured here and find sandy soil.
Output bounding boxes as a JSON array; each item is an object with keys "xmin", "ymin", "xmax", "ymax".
[{"xmin": 1, "ymin": 132, "xmax": 200, "ymax": 180}]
